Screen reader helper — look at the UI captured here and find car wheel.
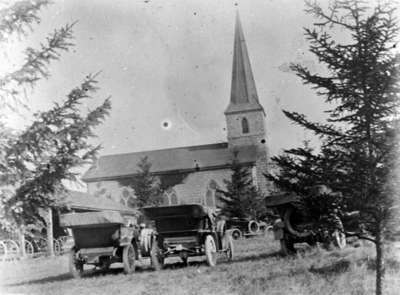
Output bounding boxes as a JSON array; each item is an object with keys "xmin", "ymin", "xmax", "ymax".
[
  {"xmin": 248, "ymin": 220, "xmax": 259, "ymax": 234},
  {"xmin": 231, "ymin": 228, "xmax": 242, "ymax": 240},
  {"xmin": 223, "ymin": 234, "xmax": 234, "ymax": 261},
  {"xmin": 280, "ymin": 234, "xmax": 296, "ymax": 256},
  {"xmin": 332, "ymin": 229, "xmax": 346, "ymax": 249},
  {"xmin": 69, "ymin": 248, "xmax": 84, "ymax": 278},
  {"xmin": 150, "ymin": 241, "xmax": 164, "ymax": 271},
  {"xmin": 204, "ymin": 235, "xmax": 217, "ymax": 267},
  {"xmin": 283, "ymin": 207, "xmax": 312, "ymax": 238},
  {"xmin": 122, "ymin": 244, "xmax": 136, "ymax": 274}
]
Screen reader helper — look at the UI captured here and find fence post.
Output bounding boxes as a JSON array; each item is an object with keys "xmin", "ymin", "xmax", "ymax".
[
  {"xmin": 47, "ymin": 208, "xmax": 54, "ymax": 257},
  {"xmin": 19, "ymin": 227, "xmax": 26, "ymax": 258}
]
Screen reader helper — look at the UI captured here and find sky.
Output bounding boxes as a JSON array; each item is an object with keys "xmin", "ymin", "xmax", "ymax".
[{"xmin": 3, "ymin": 0, "xmax": 385, "ymax": 163}]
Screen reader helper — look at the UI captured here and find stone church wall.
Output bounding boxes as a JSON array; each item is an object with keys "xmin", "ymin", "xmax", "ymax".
[
  {"xmin": 86, "ymin": 168, "xmax": 233, "ymax": 209},
  {"xmin": 87, "ymin": 180, "xmax": 136, "ymax": 207}
]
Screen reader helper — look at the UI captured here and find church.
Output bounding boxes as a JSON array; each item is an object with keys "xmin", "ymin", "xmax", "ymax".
[{"xmin": 82, "ymin": 14, "xmax": 269, "ymax": 209}]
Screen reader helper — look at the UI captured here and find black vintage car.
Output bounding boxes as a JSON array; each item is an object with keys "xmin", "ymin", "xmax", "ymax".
[
  {"xmin": 142, "ymin": 204, "xmax": 234, "ymax": 268},
  {"xmin": 60, "ymin": 211, "xmax": 139, "ymax": 278},
  {"xmin": 225, "ymin": 217, "xmax": 270, "ymax": 240},
  {"xmin": 266, "ymin": 187, "xmax": 347, "ymax": 255}
]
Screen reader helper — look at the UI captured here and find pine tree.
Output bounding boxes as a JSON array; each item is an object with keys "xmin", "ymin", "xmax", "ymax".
[
  {"xmin": 269, "ymin": 1, "xmax": 400, "ymax": 294},
  {"xmin": 219, "ymin": 157, "xmax": 267, "ymax": 220},
  {"xmin": 0, "ymin": 0, "xmax": 74, "ymax": 110},
  {"xmin": 129, "ymin": 156, "xmax": 162, "ymax": 208},
  {"xmin": 0, "ymin": 1, "xmax": 111, "ymax": 230},
  {"xmin": 1, "ymin": 75, "xmax": 111, "ymax": 228}
]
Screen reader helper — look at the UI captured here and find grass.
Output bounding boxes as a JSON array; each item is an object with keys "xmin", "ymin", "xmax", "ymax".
[{"xmin": 1, "ymin": 233, "xmax": 399, "ymax": 295}]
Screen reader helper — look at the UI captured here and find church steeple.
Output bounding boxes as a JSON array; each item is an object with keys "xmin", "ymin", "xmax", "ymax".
[
  {"xmin": 224, "ymin": 13, "xmax": 269, "ymax": 195},
  {"xmin": 225, "ymin": 12, "xmax": 264, "ymax": 115}
]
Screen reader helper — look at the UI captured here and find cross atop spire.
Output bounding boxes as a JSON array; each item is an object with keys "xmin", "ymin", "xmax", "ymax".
[{"xmin": 225, "ymin": 12, "xmax": 264, "ymax": 115}]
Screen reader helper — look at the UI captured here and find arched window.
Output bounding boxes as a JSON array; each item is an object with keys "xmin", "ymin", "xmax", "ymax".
[
  {"xmin": 163, "ymin": 189, "xmax": 179, "ymax": 205},
  {"xmin": 205, "ymin": 189, "xmax": 214, "ymax": 207},
  {"xmin": 170, "ymin": 193, "xmax": 178, "ymax": 205},
  {"xmin": 242, "ymin": 117, "xmax": 249, "ymax": 134},
  {"xmin": 204, "ymin": 180, "xmax": 219, "ymax": 208}
]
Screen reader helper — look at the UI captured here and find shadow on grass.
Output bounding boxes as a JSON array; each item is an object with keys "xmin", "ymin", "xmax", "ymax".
[
  {"xmin": 4, "ymin": 251, "xmax": 282, "ymax": 287},
  {"xmin": 229, "ymin": 251, "xmax": 281, "ymax": 264},
  {"xmin": 3, "ymin": 273, "xmax": 72, "ymax": 287},
  {"xmin": 309, "ymin": 259, "xmax": 351, "ymax": 277}
]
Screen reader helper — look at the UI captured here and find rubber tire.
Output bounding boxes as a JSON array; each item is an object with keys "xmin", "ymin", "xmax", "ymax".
[
  {"xmin": 223, "ymin": 234, "xmax": 234, "ymax": 261},
  {"xmin": 204, "ymin": 235, "xmax": 217, "ymax": 267},
  {"xmin": 216, "ymin": 220, "xmax": 226, "ymax": 239},
  {"xmin": 280, "ymin": 235, "xmax": 296, "ymax": 256},
  {"xmin": 283, "ymin": 207, "xmax": 311, "ymax": 238},
  {"xmin": 122, "ymin": 244, "xmax": 136, "ymax": 274},
  {"xmin": 150, "ymin": 242, "xmax": 164, "ymax": 271},
  {"xmin": 332, "ymin": 229, "xmax": 346, "ymax": 249},
  {"xmin": 69, "ymin": 249, "xmax": 84, "ymax": 278},
  {"xmin": 231, "ymin": 229, "xmax": 242, "ymax": 240},
  {"xmin": 248, "ymin": 220, "xmax": 259, "ymax": 234}
]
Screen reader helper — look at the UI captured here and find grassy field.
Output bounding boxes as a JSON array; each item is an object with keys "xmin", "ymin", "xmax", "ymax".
[{"xmin": 1, "ymin": 234, "xmax": 399, "ymax": 295}]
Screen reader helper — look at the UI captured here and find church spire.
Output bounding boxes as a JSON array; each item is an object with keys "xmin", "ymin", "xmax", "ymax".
[{"xmin": 225, "ymin": 12, "xmax": 264, "ymax": 115}]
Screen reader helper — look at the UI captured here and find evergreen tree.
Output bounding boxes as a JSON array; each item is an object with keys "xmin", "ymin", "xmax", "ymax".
[
  {"xmin": 0, "ymin": 0, "xmax": 74, "ymax": 109},
  {"xmin": 0, "ymin": 1, "xmax": 111, "ymax": 230},
  {"xmin": 219, "ymin": 156, "xmax": 267, "ymax": 220},
  {"xmin": 129, "ymin": 156, "xmax": 162, "ymax": 208},
  {"xmin": 268, "ymin": 1, "xmax": 400, "ymax": 294},
  {"xmin": 1, "ymin": 75, "xmax": 111, "ymax": 229}
]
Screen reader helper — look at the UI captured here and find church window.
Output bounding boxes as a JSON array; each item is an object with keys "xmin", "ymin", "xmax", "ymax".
[
  {"xmin": 204, "ymin": 180, "xmax": 220, "ymax": 208},
  {"xmin": 170, "ymin": 192, "xmax": 178, "ymax": 205},
  {"xmin": 163, "ymin": 189, "xmax": 179, "ymax": 205},
  {"xmin": 242, "ymin": 117, "xmax": 249, "ymax": 134},
  {"xmin": 206, "ymin": 189, "xmax": 214, "ymax": 207}
]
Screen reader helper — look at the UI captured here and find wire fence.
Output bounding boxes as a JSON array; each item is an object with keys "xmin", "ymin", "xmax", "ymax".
[{"xmin": 0, "ymin": 236, "xmax": 69, "ymax": 262}]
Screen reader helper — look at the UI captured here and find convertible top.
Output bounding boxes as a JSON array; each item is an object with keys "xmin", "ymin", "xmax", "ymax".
[
  {"xmin": 265, "ymin": 193, "xmax": 299, "ymax": 207},
  {"xmin": 142, "ymin": 204, "xmax": 214, "ymax": 220},
  {"xmin": 60, "ymin": 211, "xmax": 125, "ymax": 228}
]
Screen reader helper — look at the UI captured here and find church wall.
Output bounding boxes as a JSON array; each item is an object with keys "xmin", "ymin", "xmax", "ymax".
[
  {"xmin": 85, "ymin": 168, "xmax": 234, "ymax": 210},
  {"xmin": 166, "ymin": 169, "xmax": 232, "ymax": 206},
  {"xmin": 87, "ymin": 180, "xmax": 136, "ymax": 207}
]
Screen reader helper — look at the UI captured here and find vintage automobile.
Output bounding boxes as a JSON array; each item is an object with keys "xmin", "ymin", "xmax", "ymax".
[
  {"xmin": 60, "ymin": 211, "xmax": 139, "ymax": 278},
  {"xmin": 142, "ymin": 204, "xmax": 234, "ymax": 268},
  {"xmin": 226, "ymin": 217, "xmax": 271, "ymax": 240},
  {"xmin": 266, "ymin": 186, "xmax": 347, "ymax": 255}
]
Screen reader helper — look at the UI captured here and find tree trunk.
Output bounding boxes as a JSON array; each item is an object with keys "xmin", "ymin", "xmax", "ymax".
[
  {"xmin": 47, "ymin": 208, "xmax": 54, "ymax": 257},
  {"xmin": 375, "ymin": 230, "xmax": 384, "ymax": 295}
]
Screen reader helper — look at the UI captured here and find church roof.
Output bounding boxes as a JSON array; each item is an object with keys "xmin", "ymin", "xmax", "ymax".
[
  {"xmin": 82, "ymin": 142, "xmax": 257, "ymax": 182},
  {"xmin": 225, "ymin": 13, "xmax": 264, "ymax": 115}
]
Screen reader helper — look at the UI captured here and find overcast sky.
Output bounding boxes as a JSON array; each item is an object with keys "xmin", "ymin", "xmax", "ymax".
[{"xmin": 3, "ymin": 0, "xmax": 389, "ymax": 161}]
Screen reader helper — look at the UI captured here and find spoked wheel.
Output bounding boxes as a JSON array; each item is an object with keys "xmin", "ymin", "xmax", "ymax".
[
  {"xmin": 231, "ymin": 229, "xmax": 242, "ymax": 240},
  {"xmin": 204, "ymin": 235, "xmax": 217, "ymax": 267},
  {"xmin": 332, "ymin": 229, "xmax": 346, "ymax": 249},
  {"xmin": 122, "ymin": 244, "xmax": 136, "ymax": 274},
  {"xmin": 280, "ymin": 234, "xmax": 296, "ymax": 256},
  {"xmin": 150, "ymin": 241, "xmax": 164, "ymax": 271},
  {"xmin": 223, "ymin": 234, "xmax": 234, "ymax": 262},
  {"xmin": 69, "ymin": 248, "xmax": 84, "ymax": 278}
]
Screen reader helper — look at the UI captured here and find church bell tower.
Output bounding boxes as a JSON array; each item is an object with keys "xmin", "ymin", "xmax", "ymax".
[{"xmin": 225, "ymin": 13, "xmax": 269, "ymax": 193}]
